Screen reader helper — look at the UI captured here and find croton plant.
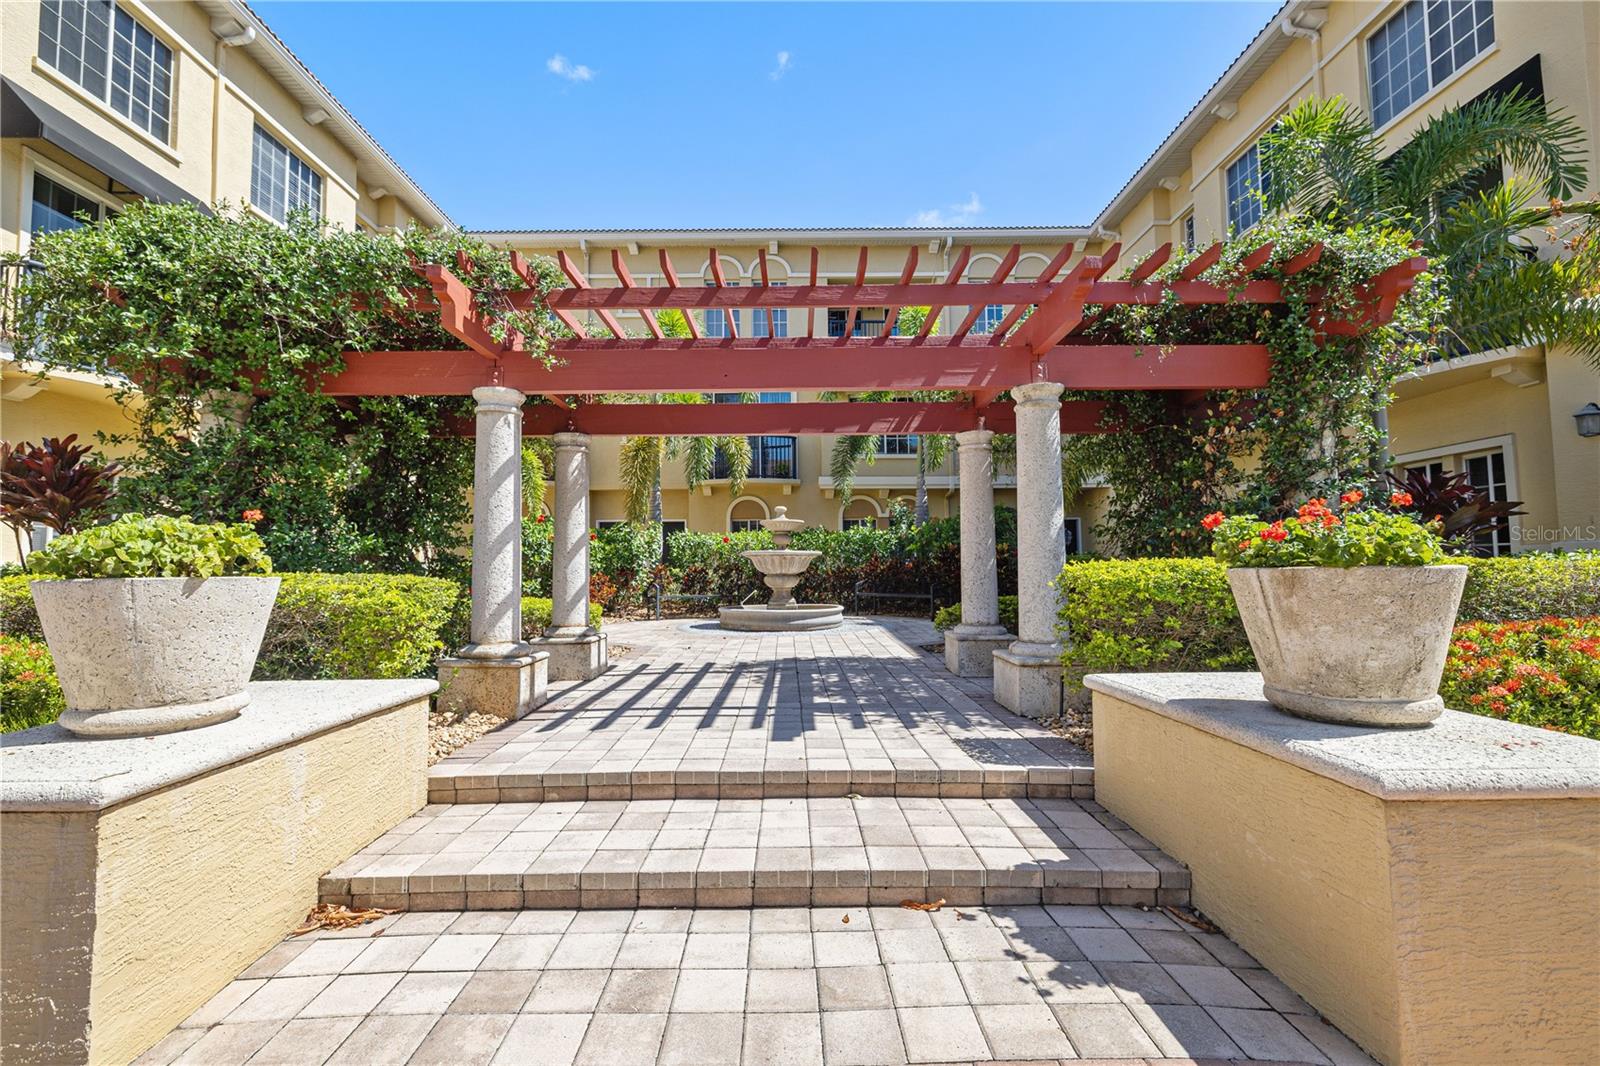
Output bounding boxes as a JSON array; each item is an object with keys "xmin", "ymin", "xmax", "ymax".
[{"xmin": 1206, "ymin": 490, "xmax": 1451, "ymax": 568}]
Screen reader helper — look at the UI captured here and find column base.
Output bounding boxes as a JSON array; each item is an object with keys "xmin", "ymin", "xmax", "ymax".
[
  {"xmin": 437, "ymin": 653, "xmax": 549, "ymax": 721},
  {"xmin": 944, "ymin": 626, "xmax": 1014, "ymax": 677},
  {"xmin": 529, "ymin": 629, "xmax": 610, "ymax": 682},
  {"xmin": 993, "ymin": 644, "xmax": 1064, "ymax": 719}
]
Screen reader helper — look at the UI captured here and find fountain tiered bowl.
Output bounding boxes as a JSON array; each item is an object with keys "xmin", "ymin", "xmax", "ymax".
[{"xmin": 717, "ymin": 507, "xmax": 844, "ymax": 631}]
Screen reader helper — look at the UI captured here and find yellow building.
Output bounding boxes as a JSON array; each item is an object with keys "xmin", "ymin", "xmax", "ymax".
[
  {"xmin": 1, "ymin": 0, "xmax": 449, "ymax": 562},
  {"xmin": 4, "ymin": 0, "xmax": 1597, "ymax": 558}
]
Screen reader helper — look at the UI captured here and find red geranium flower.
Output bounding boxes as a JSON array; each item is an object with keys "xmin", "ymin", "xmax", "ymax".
[
  {"xmin": 1261, "ymin": 521, "xmax": 1288, "ymax": 542},
  {"xmin": 1339, "ymin": 489, "xmax": 1364, "ymax": 506},
  {"xmin": 241, "ymin": 509, "xmax": 264, "ymax": 523},
  {"xmin": 1390, "ymin": 491, "xmax": 1414, "ymax": 507},
  {"xmin": 1201, "ymin": 511, "xmax": 1226, "ymax": 531},
  {"xmin": 721, "ymin": 535, "xmax": 731, "ymax": 544},
  {"xmin": 536, "ymin": 513, "xmax": 547, "ymax": 523},
  {"xmin": 589, "ymin": 531, "xmax": 597, "ymax": 541}
]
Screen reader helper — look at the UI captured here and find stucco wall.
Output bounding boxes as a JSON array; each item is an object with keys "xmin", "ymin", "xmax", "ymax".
[
  {"xmin": 1093, "ymin": 690, "xmax": 1600, "ymax": 1066},
  {"xmin": 0, "ymin": 696, "xmax": 428, "ymax": 1066}
]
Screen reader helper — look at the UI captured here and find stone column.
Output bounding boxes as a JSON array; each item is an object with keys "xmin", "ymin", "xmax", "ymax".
[
  {"xmin": 437, "ymin": 386, "xmax": 548, "ymax": 720},
  {"xmin": 993, "ymin": 381, "xmax": 1067, "ymax": 717},
  {"xmin": 944, "ymin": 428, "xmax": 1013, "ymax": 677},
  {"xmin": 533, "ymin": 431, "xmax": 609, "ymax": 680}
]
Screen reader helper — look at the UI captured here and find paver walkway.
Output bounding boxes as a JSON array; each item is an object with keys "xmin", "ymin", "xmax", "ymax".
[
  {"xmin": 140, "ymin": 904, "xmax": 1375, "ymax": 1066},
  {"xmin": 428, "ymin": 619, "xmax": 1092, "ymax": 804},
  {"xmin": 137, "ymin": 617, "xmax": 1377, "ymax": 1064}
]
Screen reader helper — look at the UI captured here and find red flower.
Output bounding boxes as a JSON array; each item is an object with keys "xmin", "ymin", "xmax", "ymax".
[
  {"xmin": 1320, "ymin": 513, "xmax": 1341, "ymax": 528},
  {"xmin": 1390, "ymin": 491, "xmax": 1414, "ymax": 507},
  {"xmin": 1201, "ymin": 511, "xmax": 1226, "ymax": 531},
  {"xmin": 1297, "ymin": 498, "xmax": 1332, "ymax": 521},
  {"xmin": 721, "ymin": 535, "xmax": 731, "ymax": 544},
  {"xmin": 1339, "ymin": 489, "xmax": 1364, "ymax": 506},
  {"xmin": 589, "ymin": 531, "xmax": 597, "ymax": 542},
  {"xmin": 535, "ymin": 513, "xmax": 547, "ymax": 524},
  {"xmin": 241, "ymin": 509, "xmax": 264, "ymax": 523},
  {"xmin": 1260, "ymin": 521, "xmax": 1288, "ymax": 542},
  {"xmin": 1237, "ymin": 538, "xmax": 1253, "ymax": 551}
]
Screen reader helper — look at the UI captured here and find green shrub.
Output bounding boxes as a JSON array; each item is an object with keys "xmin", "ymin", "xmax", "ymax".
[
  {"xmin": 1, "ymin": 635, "xmax": 64, "ymax": 732},
  {"xmin": 522, "ymin": 596, "xmax": 603, "ymax": 638},
  {"xmin": 27, "ymin": 513, "xmax": 272, "ymax": 578},
  {"xmin": 1057, "ymin": 558, "xmax": 1256, "ymax": 702},
  {"xmin": 1458, "ymin": 552, "xmax": 1600, "ymax": 622},
  {"xmin": 934, "ymin": 596, "xmax": 1018, "ymax": 633},
  {"xmin": 591, "ymin": 522, "xmax": 663, "ymax": 608},
  {"xmin": 251, "ymin": 573, "xmax": 467, "ymax": 680},
  {"xmin": 1210, "ymin": 500, "xmax": 1448, "ymax": 568},
  {"xmin": 1441, "ymin": 617, "xmax": 1600, "ymax": 738},
  {"xmin": 0, "ymin": 576, "xmax": 41, "ymax": 638}
]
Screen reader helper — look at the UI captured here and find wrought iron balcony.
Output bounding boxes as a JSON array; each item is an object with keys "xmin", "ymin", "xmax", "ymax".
[
  {"xmin": 713, "ymin": 435, "xmax": 797, "ymax": 480},
  {"xmin": 1, "ymin": 259, "xmax": 44, "ymax": 348}
]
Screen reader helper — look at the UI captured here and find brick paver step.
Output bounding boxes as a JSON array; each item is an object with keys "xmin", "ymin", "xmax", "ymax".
[{"xmin": 322, "ymin": 796, "xmax": 1189, "ymax": 912}]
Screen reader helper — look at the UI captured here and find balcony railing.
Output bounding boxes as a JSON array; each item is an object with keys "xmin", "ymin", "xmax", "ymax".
[
  {"xmin": 1, "ymin": 259, "xmax": 44, "ymax": 347},
  {"xmin": 713, "ymin": 435, "xmax": 797, "ymax": 480}
]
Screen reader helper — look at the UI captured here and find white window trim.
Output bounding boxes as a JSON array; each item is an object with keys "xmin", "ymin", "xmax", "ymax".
[
  {"xmin": 1367, "ymin": 18, "xmax": 1500, "ymax": 137},
  {"xmin": 30, "ymin": 54, "xmax": 182, "ymax": 161},
  {"xmin": 19, "ymin": 148, "xmax": 123, "ymax": 255},
  {"xmin": 232, "ymin": 89, "xmax": 357, "ymax": 205},
  {"xmin": 726, "ymin": 495, "xmax": 771, "ymax": 531},
  {"xmin": 1393, "ymin": 433, "xmax": 1522, "ymax": 547},
  {"xmin": 247, "ymin": 121, "xmax": 325, "ymax": 225}
]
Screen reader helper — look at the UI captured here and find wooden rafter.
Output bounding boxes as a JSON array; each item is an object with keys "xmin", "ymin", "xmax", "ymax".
[
  {"xmin": 707, "ymin": 248, "xmax": 738, "ymax": 339},
  {"xmin": 556, "ymin": 250, "xmax": 626, "ymax": 339},
  {"xmin": 951, "ymin": 244, "xmax": 1021, "ymax": 342},
  {"xmin": 612, "ymin": 249, "xmax": 661, "ymax": 339},
  {"xmin": 986, "ymin": 241, "xmax": 1075, "ymax": 345},
  {"xmin": 657, "ymin": 249, "xmax": 700, "ymax": 339},
  {"xmin": 835, "ymin": 246, "xmax": 870, "ymax": 345},
  {"xmin": 879, "ymin": 247, "xmax": 920, "ymax": 339},
  {"xmin": 915, "ymin": 245, "xmax": 972, "ymax": 342}
]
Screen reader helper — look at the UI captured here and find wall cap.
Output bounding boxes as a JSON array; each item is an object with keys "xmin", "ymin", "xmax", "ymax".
[
  {"xmin": 1, "ymin": 679, "xmax": 437, "ymax": 813},
  {"xmin": 1084, "ymin": 671, "xmax": 1600, "ymax": 801}
]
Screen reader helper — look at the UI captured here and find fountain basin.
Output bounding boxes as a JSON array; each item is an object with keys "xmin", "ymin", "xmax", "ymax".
[
  {"xmin": 740, "ymin": 549, "xmax": 822, "ymax": 574},
  {"xmin": 718, "ymin": 602, "xmax": 845, "ymax": 632}
]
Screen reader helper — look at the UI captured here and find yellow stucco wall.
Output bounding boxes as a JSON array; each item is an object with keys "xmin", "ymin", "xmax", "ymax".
[
  {"xmin": 0, "ymin": 696, "xmax": 428, "ymax": 1066},
  {"xmin": 1093, "ymin": 691, "xmax": 1600, "ymax": 1066}
]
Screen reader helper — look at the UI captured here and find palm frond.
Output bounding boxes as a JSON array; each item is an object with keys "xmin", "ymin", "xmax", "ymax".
[
  {"xmin": 681, "ymin": 436, "xmax": 718, "ymax": 491},
  {"xmin": 829, "ymin": 434, "xmax": 878, "ymax": 504},
  {"xmin": 715, "ymin": 435, "xmax": 751, "ymax": 498},
  {"xmin": 522, "ymin": 439, "xmax": 551, "ymax": 515},
  {"xmin": 1388, "ymin": 88, "xmax": 1589, "ymax": 223},
  {"xmin": 618, "ymin": 435, "xmax": 666, "ymax": 524},
  {"xmin": 1261, "ymin": 96, "xmax": 1386, "ymax": 222}
]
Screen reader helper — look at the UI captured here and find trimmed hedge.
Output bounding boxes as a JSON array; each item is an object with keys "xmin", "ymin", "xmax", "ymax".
[
  {"xmin": 255, "ymin": 573, "xmax": 468, "ymax": 680},
  {"xmin": 934, "ymin": 596, "xmax": 1018, "ymax": 633},
  {"xmin": 1458, "ymin": 552, "xmax": 1600, "ymax": 621},
  {"xmin": 522, "ymin": 596, "xmax": 603, "ymax": 637}
]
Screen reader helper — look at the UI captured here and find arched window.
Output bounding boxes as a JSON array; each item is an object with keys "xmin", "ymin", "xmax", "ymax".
[
  {"xmin": 728, "ymin": 496, "xmax": 770, "ymax": 532},
  {"xmin": 841, "ymin": 498, "xmax": 882, "ymax": 530}
]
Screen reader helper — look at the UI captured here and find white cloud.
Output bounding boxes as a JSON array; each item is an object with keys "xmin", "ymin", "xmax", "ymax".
[
  {"xmin": 770, "ymin": 51, "xmax": 791, "ymax": 81},
  {"xmin": 909, "ymin": 192, "xmax": 983, "ymax": 226},
  {"xmin": 546, "ymin": 54, "xmax": 595, "ymax": 82}
]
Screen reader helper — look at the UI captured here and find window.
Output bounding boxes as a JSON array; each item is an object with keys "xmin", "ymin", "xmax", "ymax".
[
  {"xmin": 38, "ymin": 1, "xmax": 172, "ymax": 141},
  {"xmin": 1065, "ymin": 517, "xmax": 1083, "ymax": 556},
  {"xmin": 1368, "ymin": 0, "xmax": 1495, "ymax": 128},
  {"xmin": 876, "ymin": 435, "xmax": 918, "ymax": 457},
  {"xmin": 704, "ymin": 279, "xmax": 739, "ymax": 338},
  {"xmin": 251, "ymin": 124, "xmax": 323, "ymax": 223},
  {"xmin": 729, "ymin": 498, "xmax": 767, "ymax": 533},
  {"xmin": 1226, "ymin": 143, "xmax": 1267, "ymax": 232},
  {"xmin": 1464, "ymin": 449, "xmax": 1511, "ymax": 556},
  {"xmin": 751, "ymin": 281, "xmax": 787, "ymax": 338},
  {"xmin": 31, "ymin": 173, "xmax": 100, "ymax": 236},
  {"xmin": 841, "ymin": 499, "xmax": 881, "ymax": 531},
  {"xmin": 1182, "ymin": 214, "xmax": 1196, "ymax": 252},
  {"xmin": 972, "ymin": 304, "xmax": 1006, "ymax": 335}
]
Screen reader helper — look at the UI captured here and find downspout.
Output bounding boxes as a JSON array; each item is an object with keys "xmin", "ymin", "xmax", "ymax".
[{"xmin": 1279, "ymin": 8, "xmax": 1326, "ymax": 97}]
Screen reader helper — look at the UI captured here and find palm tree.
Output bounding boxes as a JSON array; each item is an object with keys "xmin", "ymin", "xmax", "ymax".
[
  {"xmin": 615, "ymin": 309, "xmax": 753, "ymax": 524},
  {"xmin": 1259, "ymin": 90, "xmax": 1599, "ymax": 367}
]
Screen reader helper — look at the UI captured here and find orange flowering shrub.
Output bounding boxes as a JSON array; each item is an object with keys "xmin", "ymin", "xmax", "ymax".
[
  {"xmin": 1209, "ymin": 492, "xmax": 1449, "ymax": 567},
  {"xmin": 1, "ymin": 635, "xmax": 64, "ymax": 732},
  {"xmin": 1440, "ymin": 617, "xmax": 1600, "ymax": 738}
]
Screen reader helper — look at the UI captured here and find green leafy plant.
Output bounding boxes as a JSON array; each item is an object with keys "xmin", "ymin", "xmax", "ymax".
[
  {"xmin": 1, "ymin": 635, "xmax": 64, "ymax": 732},
  {"xmin": 1056, "ymin": 558, "xmax": 1255, "ymax": 705},
  {"xmin": 1, "ymin": 436, "xmax": 122, "ymax": 562},
  {"xmin": 254, "ymin": 572, "xmax": 465, "ymax": 680},
  {"xmin": 1458, "ymin": 552, "xmax": 1600, "ymax": 621},
  {"xmin": 27, "ymin": 513, "xmax": 272, "ymax": 579},
  {"xmin": 934, "ymin": 595, "xmax": 1018, "ymax": 633},
  {"xmin": 521, "ymin": 596, "xmax": 602, "ymax": 638},
  {"xmin": 1441, "ymin": 617, "xmax": 1600, "ymax": 738},
  {"xmin": 1208, "ymin": 491, "xmax": 1449, "ymax": 568}
]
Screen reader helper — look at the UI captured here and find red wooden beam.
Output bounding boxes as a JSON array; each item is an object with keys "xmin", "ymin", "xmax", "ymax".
[
  {"xmin": 435, "ymin": 400, "xmax": 1119, "ymax": 438},
  {"xmin": 987, "ymin": 241, "xmax": 1076, "ymax": 345},
  {"xmin": 879, "ymin": 247, "xmax": 920, "ymax": 340},
  {"xmin": 806, "ymin": 247, "xmax": 819, "ymax": 338},
  {"xmin": 322, "ymin": 342, "xmax": 1269, "ymax": 396},
  {"xmin": 612, "ymin": 250, "xmax": 662, "ymax": 339},
  {"xmin": 556, "ymin": 250, "xmax": 627, "ymax": 339},
  {"xmin": 835, "ymin": 246, "xmax": 870, "ymax": 345},
  {"xmin": 952, "ymin": 244, "xmax": 1020, "ymax": 341},
  {"xmin": 511, "ymin": 252, "xmax": 583, "ymax": 340},
  {"xmin": 1236, "ymin": 241, "xmax": 1275, "ymax": 276},
  {"xmin": 418, "ymin": 262, "xmax": 505, "ymax": 361},
  {"xmin": 1281, "ymin": 242, "xmax": 1324, "ymax": 275},
  {"xmin": 1179, "ymin": 242, "xmax": 1224, "ymax": 281},
  {"xmin": 1127, "ymin": 242, "xmax": 1172, "ymax": 285},
  {"xmin": 707, "ymin": 248, "xmax": 738, "ymax": 338},
  {"xmin": 916, "ymin": 245, "xmax": 972, "ymax": 342},
  {"xmin": 1008, "ymin": 244, "xmax": 1119, "ymax": 357},
  {"xmin": 657, "ymin": 249, "xmax": 700, "ymax": 339}
]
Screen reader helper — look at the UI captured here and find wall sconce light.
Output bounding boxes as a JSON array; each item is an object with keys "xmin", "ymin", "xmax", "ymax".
[{"xmin": 1575, "ymin": 402, "xmax": 1600, "ymax": 438}]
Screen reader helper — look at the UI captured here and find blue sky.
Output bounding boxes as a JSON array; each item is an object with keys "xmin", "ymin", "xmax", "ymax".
[{"xmin": 254, "ymin": 2, "xmax": 1279, "ymax": 231}]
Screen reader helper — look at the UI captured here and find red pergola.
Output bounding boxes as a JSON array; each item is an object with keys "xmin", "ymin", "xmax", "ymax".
[{"xmin": 323, "ymin": 239, "xmax": 1427, "ymax": 435}]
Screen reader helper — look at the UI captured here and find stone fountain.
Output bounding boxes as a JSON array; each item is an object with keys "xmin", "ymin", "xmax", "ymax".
[{"xmin": 717, "ymin": 507, "xmax": 845, "ymax": 631}]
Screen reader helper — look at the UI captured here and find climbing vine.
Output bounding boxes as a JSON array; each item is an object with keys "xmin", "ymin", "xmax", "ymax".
[
  {"xmin": 1067, "ymin": 215, "xmax": 1446, "ymax": 556},
  {"xmin": 7, "ymin": 202, "xmax": 564, "ymax": 572}
]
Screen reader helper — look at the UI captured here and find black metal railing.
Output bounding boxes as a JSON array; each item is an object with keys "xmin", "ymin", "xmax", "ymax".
[
  {"xmin": 713, "ymin": 435, "xmax": 797, "ymax": 480},
  {"xmin": 1, "ymin": 259, "xmax": 44, "ymax": 347}
]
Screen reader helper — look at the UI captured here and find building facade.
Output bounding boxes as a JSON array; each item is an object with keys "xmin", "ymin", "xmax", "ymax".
[{"xmin": 3, "ymin": 0, "xmax": 1597, "ymax": 560}]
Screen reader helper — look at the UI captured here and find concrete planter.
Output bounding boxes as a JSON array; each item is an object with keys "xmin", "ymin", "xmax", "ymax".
[
  {"xmin": 1226, "ymin": 565, "xmax": 1468, "ymax": 727},
  {"xmin": 31, "ymin": 576, "xmax": 281, "ymax": 737}
]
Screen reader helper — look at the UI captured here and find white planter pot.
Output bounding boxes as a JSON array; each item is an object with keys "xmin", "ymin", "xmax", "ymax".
[
  {"xmin": 31, "ymin": 576, "xmax": 281, "ymax": 737},
  {"xmin": 1227, "ymin": 565, "xmax": 1468, "ymax": 727}
]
